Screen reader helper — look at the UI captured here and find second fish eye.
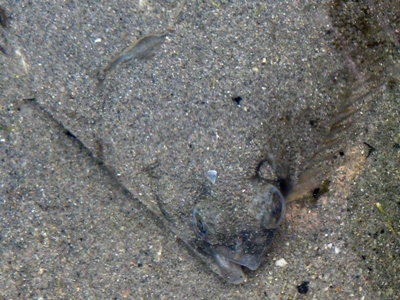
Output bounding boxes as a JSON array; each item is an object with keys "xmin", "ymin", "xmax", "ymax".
[
  {"xmin": 196, "ymin": 218, "xmax": 207, "ymax": 235},
  {"xmin": 193, "ymin": 210, "xmax": 208, "ymax": 236}
]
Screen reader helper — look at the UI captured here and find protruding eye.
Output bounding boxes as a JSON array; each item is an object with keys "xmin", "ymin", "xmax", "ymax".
[
  {"xmin": 197, "ymin": 219, "xmax": 207, "ymax": 234},
  {"xmin": 193, "ymin": 209, "xmax": 208, "ymax": 238},
  {"xmin": 260, "ymin": 186, "xmax": 286, "ymax": 229}
]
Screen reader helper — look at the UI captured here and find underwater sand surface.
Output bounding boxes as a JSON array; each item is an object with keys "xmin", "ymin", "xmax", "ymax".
[{"xmin": 1, "ymin": 0, "xmax": 399, "ymax": 298}]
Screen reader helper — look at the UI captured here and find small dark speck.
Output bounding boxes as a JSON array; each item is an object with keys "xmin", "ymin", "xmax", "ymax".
[
  {"xmin": 313, "ymin": 188, "xmax": 320, "ymax": 198},
  {"xmin": 0, "ymin": 45, "xmax": 8, "ymax": 56},
  {"xmin": 339, "ymin": 151, "xmax": 345, "ymax": 156},
  {"xmin": 363, "ymin": 142, "xmax": 375, "ymax": 158},
  {"xmin": 394, "ymin": 143, "xmax": 400, "ymax": 149},
  {"xmin": 0, "ymin": 6, "xmax": 9, "ymax": 28},
  {"xmin": 64, "ymin": 130, "xmax": 76, "ymax": 139},
  {"xmin": 309, "ymin": 119, "xmax": 317, "ymax": 127},
  {"xmin": 361, "ymin": 255, "xmax": 366, "ymax": 260},
  {"xmin": 297, "ymin": 281, "xmax": 309, "ymax": 294},
  {"xmin": 232, "ymin": 96, "xmax": 242, "ymax": 105},
  {"xmin": 137, "ymin": 263, "xmax": 143, "ymax": 267}
]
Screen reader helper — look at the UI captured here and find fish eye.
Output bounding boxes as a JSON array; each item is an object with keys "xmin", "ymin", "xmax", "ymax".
[
  {"xmin": 261, "ymin": 186, "xmax": 286, "ymax": 229},
  {"xmin": 193, "ymin": 209, "xmax": 208, "ymax": 238},
  {"xmin": 197, "ymin": 219, "xmax": 207, "ymax": 235}
]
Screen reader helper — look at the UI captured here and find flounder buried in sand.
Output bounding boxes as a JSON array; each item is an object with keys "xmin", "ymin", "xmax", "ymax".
[{"xmin": 88, "ymin": 1, "xmax": 398, "ymax": 285}]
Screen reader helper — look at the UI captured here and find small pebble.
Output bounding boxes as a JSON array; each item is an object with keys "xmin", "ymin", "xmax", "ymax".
[
  {"xmin": 275, "ymin": 258, "xmax": 288, "ymax": 267},
  {"xmin": 207, "ymin": 170, "xmax": 217, "ymax": 184}
]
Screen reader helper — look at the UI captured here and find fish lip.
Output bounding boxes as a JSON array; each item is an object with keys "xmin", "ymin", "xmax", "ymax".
[
  {"xmin": 212, "ymin": 253, "xmax": 247, "ymax": 284},
  {"xmin": 211, "ymin": 244, "xmax": 264, "ymax": 270},
  {"xmin": 209, "ymin": 229, "xmax": 275, "ymax": 271},
  {"xmin": 210, "ymin": 239, "xmax": 271, "ymax": 284}
]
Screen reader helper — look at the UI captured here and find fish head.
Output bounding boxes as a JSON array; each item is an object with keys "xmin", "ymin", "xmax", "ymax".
[{"xmin": 192, "ymin": 179, "xmax": 286, "ymax": 284}]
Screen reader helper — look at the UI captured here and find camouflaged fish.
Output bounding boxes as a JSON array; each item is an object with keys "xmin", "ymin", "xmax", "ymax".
[
  {"xmin": 90, "ymin": 3, "xmax": 400, "ymax": 284},
  {"xmin": 29, "ymin": 1, "xmax": 397, "ymax": 285}
]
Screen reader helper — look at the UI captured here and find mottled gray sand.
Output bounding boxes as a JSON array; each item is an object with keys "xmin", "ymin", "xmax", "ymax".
[{"xmin": 1, "ymin": 1, "xmax": 399, "ymax": 299}]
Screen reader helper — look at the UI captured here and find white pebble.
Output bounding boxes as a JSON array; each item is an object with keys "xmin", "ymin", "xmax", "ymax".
[
  {"xmin": 207, "ymin": 170, "xmax": 217, "ymax": 184},
  {"xmin": 275, "ymin": 258, "xmax": 288, "ymax": 267}
]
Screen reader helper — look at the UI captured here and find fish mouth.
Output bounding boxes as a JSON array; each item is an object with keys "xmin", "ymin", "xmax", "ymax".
[
  {"xmin": 212, "ymin": 253, "xmax": 248, "ymax": 284},
  {"xmin": 209, "ymin": 230, "xmax": 275, "ymax": 284}
]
